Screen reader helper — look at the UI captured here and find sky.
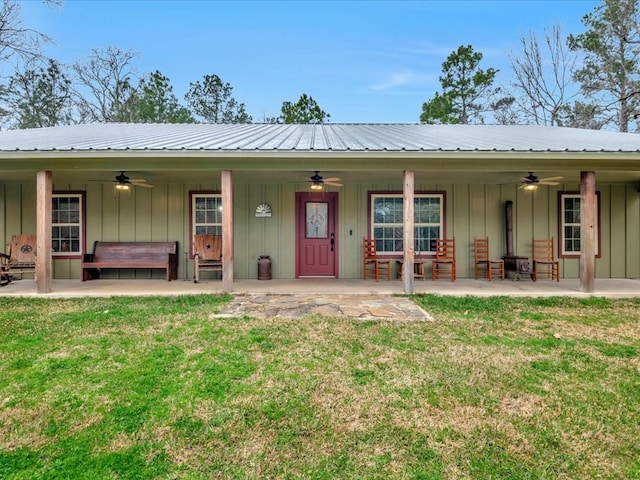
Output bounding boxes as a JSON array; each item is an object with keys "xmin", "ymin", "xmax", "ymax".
[{"xmin": 21, "ymin": 0, "xmax": 601, "ymax": 123}]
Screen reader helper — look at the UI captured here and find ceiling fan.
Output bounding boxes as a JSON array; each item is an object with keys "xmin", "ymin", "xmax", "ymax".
[
  {"xmin": 518, "ymin": 172, "xmax": 564, "ymax": 190},
  {"xmin": 113, "ymin": 171, "xmax": 153, "ymax": 189},
  {"xmin": 307, "ymin": 171, "xmax": 343, "ymax": 190}
]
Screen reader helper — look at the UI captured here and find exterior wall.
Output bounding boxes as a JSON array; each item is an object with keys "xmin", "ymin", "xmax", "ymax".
[{"xmin": 1, "ymin": 179, "xmax": 638, "ymax": 280}]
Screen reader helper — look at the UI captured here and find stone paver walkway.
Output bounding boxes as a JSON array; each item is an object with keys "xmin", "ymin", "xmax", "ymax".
[{"xmin": 214, "ymin": 294, "xmax": 433, "ymax": 320}]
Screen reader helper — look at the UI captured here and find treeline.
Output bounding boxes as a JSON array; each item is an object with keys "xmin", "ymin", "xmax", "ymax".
[
  {"xmin": 0, "ymin": 0, "xmax": 639, "ymax": 131},
  {"xmin": 421, "ymin": 0, "xmax": 640, "ymax": 132},
  {"xmin": 1, "ymin": 45, "xmax": 330, "ymax": 127}
]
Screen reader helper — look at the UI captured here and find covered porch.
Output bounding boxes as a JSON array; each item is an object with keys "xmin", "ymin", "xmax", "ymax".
[{"xmin": 1, "ymin": 124, "xmax": 639, "ymax": 296}]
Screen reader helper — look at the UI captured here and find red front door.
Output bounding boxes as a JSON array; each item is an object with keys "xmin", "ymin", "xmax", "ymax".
[{"xmin": 295, "ymin": 192, "xmax": 338, "ymax": 277}]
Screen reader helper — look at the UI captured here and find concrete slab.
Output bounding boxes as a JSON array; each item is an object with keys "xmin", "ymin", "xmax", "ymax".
[{"xmin": 0, "ymin": 278, "xmax": 638, "ymax": 298}]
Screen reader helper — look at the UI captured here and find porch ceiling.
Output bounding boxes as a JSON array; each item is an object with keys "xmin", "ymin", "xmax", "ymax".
[{"xmin": 1, "ymin": 165, "xmax": 639, "ymax": 186}]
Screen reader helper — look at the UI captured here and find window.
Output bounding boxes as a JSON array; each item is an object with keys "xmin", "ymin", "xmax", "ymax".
[
  {"xmin": 370, "ymin": 192, "xmax": 445, "ymax": 255},
  {"xmin": 191, "ymin": 191, "xmax": 223, "ymax": 236},
  {"xmin": 52, "ymin": 192, "xmax": 84, "ymax": 257},
  {"xmin": 558, "ymin": 192, "xmax": 600, "ymax": 257}
]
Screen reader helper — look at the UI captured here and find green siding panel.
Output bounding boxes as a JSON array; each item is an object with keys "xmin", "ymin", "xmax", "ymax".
[
  {"xmin": 610, "ymin": 185, "xmax": 627, "ymax": 277},
  {"xmin": 626, "ymin": 185, "xmax": 640, "ymax": 278},
  {"xmin": 597, "ymin": 185, "xmax": 611, "ymax": 278}
]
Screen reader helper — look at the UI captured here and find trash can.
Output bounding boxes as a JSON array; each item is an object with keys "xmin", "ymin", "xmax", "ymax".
[{"xmin": 258, "ymin": 255, "xmax": 272, "ymax": 280}]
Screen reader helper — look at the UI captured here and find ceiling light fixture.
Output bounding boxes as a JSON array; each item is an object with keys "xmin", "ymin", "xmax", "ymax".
[
  {"xmin": 310, "ymin": 183, "xmax": 323, "ymax": 191},
  {"xmin": 523, "ymin": 183, "xmax": 538, "ymax": 191}
]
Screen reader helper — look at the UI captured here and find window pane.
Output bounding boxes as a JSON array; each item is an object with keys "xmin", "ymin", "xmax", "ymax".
[
  {"xmin": 374, "ymin": 197, "xmax": 403, "ymax": 224},
  {"xmin": 560, "ymin": 192, "xmax": 598, "ymax": 256},
  {"xmin": 306, "ymin": 202, "xmax": 328, "ymax": 238},
  {"xmin": 192, "ymin": 194, "xmax": 223, "ymax": 239},
  {"xmin": 373, "ymin": 226, "xmax": 403, "ymax": 252},
  {"xmin": 372, "ymin": 194, "xmax": 444, "ymax": 253},
  {"xmin": 52, "ymin": 194, "xmax": 83, "ymax": 254},
  {"xmin": 415, "ymin": 197, "xmax": 441, "ymax": 223},
  {"xmin": 416, "ymin": 225, "xmax": 440, "ymax": 252}
]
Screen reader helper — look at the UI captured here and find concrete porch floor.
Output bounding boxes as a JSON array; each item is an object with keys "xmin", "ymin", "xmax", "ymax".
[{"xmin": 0, "ymin": 277, "xmax": 638, "ymax": 298}]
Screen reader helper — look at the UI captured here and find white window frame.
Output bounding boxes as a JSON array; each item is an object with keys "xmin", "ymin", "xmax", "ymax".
[
  {"xmin": 369, "ymin": 192, "xmax": 445, "ymax": 256},
  {"xmin": 52, "ymin": 192, "xmax": 84, "ymax": 257},
  {"xmin": 559, "ymin": 192, "xmax": 600, "ymax": 257},
  {"xmin": 190, "ymin": 192, "xmax": 222, "ymax": 235}
]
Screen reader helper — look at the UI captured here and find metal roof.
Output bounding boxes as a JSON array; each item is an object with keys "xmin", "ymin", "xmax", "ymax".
[{"xmin": 0, "ymin": 123, "xmax": 640, "ymax": 153}]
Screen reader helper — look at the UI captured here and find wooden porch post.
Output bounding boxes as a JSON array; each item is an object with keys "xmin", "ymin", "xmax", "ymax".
[
  {"xmin": 36, "ymin": 170, "xmax": 52, "ymax": 294},
  {"xmin": 221, "ymin": 170, "xmax": 233, "ymax": 292},
  {"xmin": 580, "ymin": 171, "xmax": 596, "ymax": 293},
  {"xmin": 403, "ymin": 170, "xmax": 415, "ymax": 294}
]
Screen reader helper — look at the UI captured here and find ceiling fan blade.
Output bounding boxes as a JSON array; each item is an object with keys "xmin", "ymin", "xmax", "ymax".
[
  {"xmin": 538, "ymin": 181, "xmax": 560, "ymax": 186},
  {"xmin": 539, "ymin": 176, "xmax": 564, "ymax": 182},
  {"xmin": 324, "ymin": 181, "xmax": 343, "ymax": 187},
  {"xmin": 323, "ymin": 177, "xmax": 341, "ymax": 182},
  {"xmin": 131, "ymin": 182, "xmax": 153, "ymax": 188}
]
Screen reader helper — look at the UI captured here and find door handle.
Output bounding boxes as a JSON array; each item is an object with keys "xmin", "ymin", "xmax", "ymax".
[{"xmin": 330, "ymin": 233, "xmax": 335, "ymax": 252}]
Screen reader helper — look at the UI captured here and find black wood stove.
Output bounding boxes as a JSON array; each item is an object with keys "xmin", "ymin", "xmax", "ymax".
[{"xmin": 502, "ymin": 201, "xmax": 533, "ymax": 280}]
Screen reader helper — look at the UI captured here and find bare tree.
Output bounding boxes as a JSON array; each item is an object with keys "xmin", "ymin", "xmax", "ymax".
[
  {"xmin": 508, "ymin": 26, "xmax": 580, "ymax": 126},
  {"xmin": 569, "ymin": 0, "xmax": 640, "ymax": 132},
  {"xmin": 0, "ymin": 0, "xmax": 55, "ymax": 68},
  {"xmin": 72, "ymin": 46, "xmax": 140, "ymax": 123}
]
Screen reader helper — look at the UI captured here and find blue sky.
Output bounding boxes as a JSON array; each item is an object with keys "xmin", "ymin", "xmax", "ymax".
[{"xmin": 22, "ymin": 0, "xmax": 600, "ymax": 123}]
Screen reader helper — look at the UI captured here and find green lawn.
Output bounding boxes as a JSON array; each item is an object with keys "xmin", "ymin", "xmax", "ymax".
[{"xmin": 1, "ymin": 294, "xmax": 639, "ymax": 479}]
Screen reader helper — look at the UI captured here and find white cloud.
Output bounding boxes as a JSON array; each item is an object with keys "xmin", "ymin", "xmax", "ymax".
[
  {"xmin": 370, "ymin": 71, "xmax": 414, "ymax": 91},
  {"xmin": 369, "ymin": 70, "xmax": 438, "ymax": 93}
]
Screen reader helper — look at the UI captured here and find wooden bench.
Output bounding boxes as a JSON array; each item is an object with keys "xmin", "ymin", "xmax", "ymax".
[{"xmin": 82, "ymin": 241, "xmax": 178, "ymax": 281}]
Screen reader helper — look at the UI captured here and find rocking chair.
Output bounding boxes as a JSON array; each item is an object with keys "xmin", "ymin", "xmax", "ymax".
[
  {"xmin": 532, "ymin": 238, "xmax": 560, "ymax": 282},
  {"xmin": 474, "ymin": 237, "xmax": 504, "ymax": 281},
  {"xmin": 1, "ymin": 234, "xmax": 37, "ymax": 285},
  {"xmin": 363, "ymin": 238, "xmax": 391, "ymax": 281},
  {"xmin": 432, "ymin": 237, "xmax": 456, "ymax": 281},
  {"xmin": 193, "ymin": 234, "xmax": 222, "ymax": 282}
]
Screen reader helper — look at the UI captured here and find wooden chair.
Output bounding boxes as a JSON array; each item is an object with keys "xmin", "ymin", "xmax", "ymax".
[
  {"xmin": 474, "ymin": 237, "xmax": 504, "ymax": 281},
  {"xmin": 432, "ymin": 237, "xmax": 456, "ymax": 281},
  {"xmin": 532, "ymin": 238, "xmax": 560, "ymax": 282},
  {"xmin": 193, "ymin": 234, "xmax": 222, "ymax": 283},
  {"xmin": 363, "ymin": 238, "xmax": 390, "ymax": 281},
  {"xmin": 0, "ymin": 234, "xmax": 37, "ymax": 284}
]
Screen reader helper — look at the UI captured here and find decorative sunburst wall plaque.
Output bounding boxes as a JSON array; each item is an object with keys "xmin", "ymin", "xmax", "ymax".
[{"xmin": 255, "ymin": 203, "xmax": 272, "ymax": 217}]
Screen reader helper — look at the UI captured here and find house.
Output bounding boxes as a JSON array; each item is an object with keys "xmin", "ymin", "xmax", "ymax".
[{"xmin": 0, "ymin": 123, "xmax": 638, "ymax": 294}]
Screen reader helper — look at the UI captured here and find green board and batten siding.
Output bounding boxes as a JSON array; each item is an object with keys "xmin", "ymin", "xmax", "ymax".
[{"xmin": 1, "ymin": 180, "xmax": 638, "ymax": 280}]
